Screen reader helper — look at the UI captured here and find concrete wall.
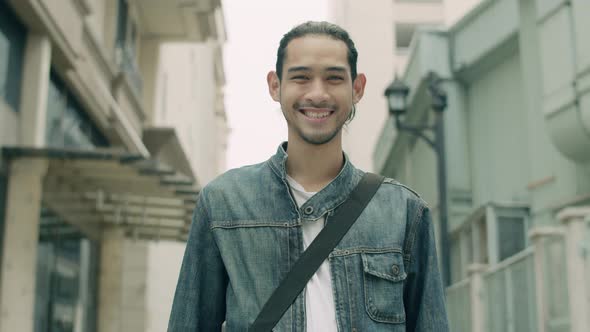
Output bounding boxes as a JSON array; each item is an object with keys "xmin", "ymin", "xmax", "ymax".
[
  {"xmin": 145, "ymin": 241, "xmax": 185, "ymax": 332},
  {"xmin": 466, "ymin": 51, "xmax": 530, "ymax": 206},
  {"xmin": 155, "ymin": 42, "xmax": 226, "ymax": 185},
  {"xmin": 444, "ymin": 0, "xmax": 482, "ymax": 26},
  {"xmin": 145, "ymin": 42, "xmax": 227, "ymax": 328}
]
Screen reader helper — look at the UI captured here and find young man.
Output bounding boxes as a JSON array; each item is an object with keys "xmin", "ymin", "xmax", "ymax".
[{"xmin": 168, "ymin": 21, "xmax": 448, "ymax": 331}]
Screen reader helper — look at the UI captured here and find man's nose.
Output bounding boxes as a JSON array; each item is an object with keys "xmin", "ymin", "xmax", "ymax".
[{"xmin": 304, "ymin": 79, "xmax": 329, "ymax": 103}]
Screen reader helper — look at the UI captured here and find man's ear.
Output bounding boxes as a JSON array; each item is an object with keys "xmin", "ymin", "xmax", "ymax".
[
  {"xmin": 352, "ymin": 73, "xmax": 367, "ymax": 104},
  {"xmin": 267, "ymin": 71, "xmax": 280, "ymax": 102}
]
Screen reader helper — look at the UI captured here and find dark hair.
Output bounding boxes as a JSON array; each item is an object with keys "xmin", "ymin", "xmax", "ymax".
[{"xmin": 275, "ymin": 21, "xmax": 358, "ymax": 82}]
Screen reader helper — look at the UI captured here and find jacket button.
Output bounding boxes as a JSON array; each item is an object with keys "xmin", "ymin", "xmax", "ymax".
[
  {"xmin": 304, "ymin": 206, "xmax": 314, "ymax": 215},
  {"xmin": 392, "ymin": 264, "xmax": 400, "ymax": 275}
]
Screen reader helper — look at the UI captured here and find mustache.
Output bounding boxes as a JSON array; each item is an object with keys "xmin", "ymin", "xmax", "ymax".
[{"xmin": 293, "ymin": 101, "xmax": 338, "ymax": 110}]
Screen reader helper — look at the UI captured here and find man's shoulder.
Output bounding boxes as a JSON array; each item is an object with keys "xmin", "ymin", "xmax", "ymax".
[
  {"xmin": 377, "ymin": 176, "xmax": 429, "ymax": 208},
  {"xmin": 201, "ymin": 160, "xmax": 272, "ymax": 194}
]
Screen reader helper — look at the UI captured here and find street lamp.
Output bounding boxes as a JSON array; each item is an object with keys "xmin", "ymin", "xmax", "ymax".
[
  {"xmin": 384, "ymin": 75, "xmax": 410, "ymax": 117},
  {"xmin": 384, "ymin": 71, "xmax": 451, "ymax": 286}
]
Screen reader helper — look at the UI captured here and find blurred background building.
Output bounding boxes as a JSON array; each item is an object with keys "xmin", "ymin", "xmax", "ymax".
[
  {"xmin": 2, "ymin": 0, "xmax": 590, "ymax": 332},
  {"xmin": 331, "ymin": 0, "xmax": 590, "ymax": 331},
  {"xmin": 328, "ymin": 0, "xmax": 480, "ymax": 172},
  {"xmin": 0, "ymin": 0, "xmax": 226, "ymax": 331}
]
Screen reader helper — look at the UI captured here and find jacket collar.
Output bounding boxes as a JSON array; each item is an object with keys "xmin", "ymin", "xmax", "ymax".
[{"xmin": 268, "ymin": 142, "xmax": 363, "ymax": 221}]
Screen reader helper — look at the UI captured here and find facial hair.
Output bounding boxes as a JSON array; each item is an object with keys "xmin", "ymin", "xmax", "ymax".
[{"xmin": 286, "ymin": 100, "xmax": 350, "ymax": 145}]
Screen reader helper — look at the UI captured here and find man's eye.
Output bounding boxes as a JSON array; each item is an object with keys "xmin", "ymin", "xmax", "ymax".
[
  {"xmin": 328, "ymin": 76, "xmax": 344, "ymax": 81},
  {"xmin": 291, "ymin": 76, "xmax": 309, "ymax": 80}
]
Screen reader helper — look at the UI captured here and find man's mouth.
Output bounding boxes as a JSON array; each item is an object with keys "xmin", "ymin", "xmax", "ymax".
[{"xmin": 299, "ymin": 108, "xmax": 335, "ymax": 119}]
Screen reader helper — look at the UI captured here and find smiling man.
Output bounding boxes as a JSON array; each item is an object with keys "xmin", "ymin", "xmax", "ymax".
[{"xmin": 168, "ymin": 21, "xmax": 449, "ymax": 332}]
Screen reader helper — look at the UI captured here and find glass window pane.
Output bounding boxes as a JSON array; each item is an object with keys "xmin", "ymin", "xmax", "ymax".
[
  {"xmin": 497, "ymin": 216, "xmax": 525, "ymax": 261},
  {"xmin": 0, "ymin": 2, "xmax": 26, "ymax": 111},
  {"xmin": 45, "ymin": 72, "xmax": 109, "ymax": 149},
  {"xmin": 464, "ymin": 228, "xmax": 473, "ymax": 265},
  {"xmin": 116, "ymin": 0, "xmax": 128, "ymax": 47},
  {"xmin": 35, "ymin": 208, "xmax": 99, "ymax": 332},
  {"xmin": 46, "ymin": 73, "xmax": 68, "ymax": 146}
]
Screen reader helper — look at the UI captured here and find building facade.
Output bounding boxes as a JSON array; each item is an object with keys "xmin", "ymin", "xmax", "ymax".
[
  {"xmin": 372, "ymin": 0, "xmax": 590, "ymax": 331},
  {"xmin": 328, "ymin": 0, "xmax": 480, "ymax": 172},
  {"xmin": 0, "ymin": 0, "xmax": 227, "ymax": 331}
]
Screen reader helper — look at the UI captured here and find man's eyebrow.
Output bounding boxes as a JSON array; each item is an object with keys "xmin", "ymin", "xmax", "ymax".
[
  {"xmin": 325, "ymin": 66, "xmax": 347, "ymax": 73},
  {"xmin": 287, "ymin": 66, "xmax": 311, "ymax": 73}
]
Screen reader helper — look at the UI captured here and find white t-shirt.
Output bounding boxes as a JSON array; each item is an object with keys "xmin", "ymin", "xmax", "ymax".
[{"xmin": 286, "ymin": 175, "xmax": 338, "ymax": 332}]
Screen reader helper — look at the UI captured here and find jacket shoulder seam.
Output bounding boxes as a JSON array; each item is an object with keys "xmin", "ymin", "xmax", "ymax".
[{"xmin": 381, "ymin": 178, "xmax": 427, "ymax": 205}]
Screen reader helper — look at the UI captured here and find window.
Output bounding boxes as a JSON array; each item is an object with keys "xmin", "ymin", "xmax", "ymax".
[
  {"xmin": 115, "ymin": 0, "xmax": 142, "ymax": 95},
  {"xmin": 0, "ymin": 1, "xmax": 26, "ymax": 111},
  {"xmin": 497, "ymin": 213, "xmax": 527, "ymax": 261},
  {"xmin": 45, "ymin": 71, "xmax": 109, "ymax": 149},
  {"xmin": 115, "ymin": 0, "xmax": 129, "ymax": 49},
  {"xmin": 450, "ymin": 233, "xmax": 462, "ymax": 283},
  {"xmin": 35, "ymin": 208, "xmax": 100, "ymax": 332}
]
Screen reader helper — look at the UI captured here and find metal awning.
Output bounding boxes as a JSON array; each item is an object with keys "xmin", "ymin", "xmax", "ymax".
[{"xmin": 2, "ymin": 147, "xmax": 199, "ymax": 242}]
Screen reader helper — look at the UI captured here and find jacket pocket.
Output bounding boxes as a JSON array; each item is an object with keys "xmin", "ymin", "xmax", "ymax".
[{"xmin": 362, "ymin": 252, "xmax": 406, "ymax": 324}]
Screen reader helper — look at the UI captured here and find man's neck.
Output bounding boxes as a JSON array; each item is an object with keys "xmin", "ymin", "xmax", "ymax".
[{"xmin": 285, "ymin": 137, "xmax": 344, "ymax": 192}]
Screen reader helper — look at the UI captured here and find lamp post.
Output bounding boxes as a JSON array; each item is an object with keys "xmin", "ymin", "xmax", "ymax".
[{"xmin": 384, "ymin": 72, "xmax": 451, "ymax": 286}]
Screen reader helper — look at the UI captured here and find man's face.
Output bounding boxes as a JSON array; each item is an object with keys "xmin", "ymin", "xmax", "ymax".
[{"xmin": 267, "ymin": 35, "xmax": 366, "ymax": 146}]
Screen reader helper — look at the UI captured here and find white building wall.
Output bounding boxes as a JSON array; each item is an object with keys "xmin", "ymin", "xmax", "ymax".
[
  {"xmin": 146, "ymin": 41, "xmax": 226, "ymax": 331},
  {"xmin": 155, "ymin": 42, "xmax": 225, "ymax": 185},
  {"xmin": 145, "ymin": 241, "xmax": 185, "ymax": 332},
  {"xmin": 444, "ymin": 0, "xmax": 482, "ymax": 26}
]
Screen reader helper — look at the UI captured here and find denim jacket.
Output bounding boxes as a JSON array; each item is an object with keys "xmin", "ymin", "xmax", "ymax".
[{"xmin": 168, "ymin": 143, "xmax": 449, "ymax": 332}]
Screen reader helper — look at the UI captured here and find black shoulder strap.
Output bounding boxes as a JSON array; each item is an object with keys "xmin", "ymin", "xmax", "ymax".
[{"xmin": 249, "ymin": 172, "xmax": 384, "ymax": 332}]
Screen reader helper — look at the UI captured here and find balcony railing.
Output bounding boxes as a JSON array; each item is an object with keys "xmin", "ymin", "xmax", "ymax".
[
  {"xmin": 446, "ymin": 278, "xmax": 471, "ymax": 332},
  {"xmin": 445, "ymin": 217, "xmax": 590, "ymax": 332},
  {"xmin": 482, "ymin": 247, "xmax": 537, "ymax": 332}
]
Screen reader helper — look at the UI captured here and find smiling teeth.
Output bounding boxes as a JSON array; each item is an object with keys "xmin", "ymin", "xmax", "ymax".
[{"xmin": 304, "ymin": 111, "xmax": 331, "ymax": 118}]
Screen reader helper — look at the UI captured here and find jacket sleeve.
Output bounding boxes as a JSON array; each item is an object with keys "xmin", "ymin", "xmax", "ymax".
[
  {"xmin": 403, "ymin": 203, "xmax": 450, "ymax": 332},
  {"xmin": 168, "ymin": 191, "xmax": 228, "ymax": 331}
]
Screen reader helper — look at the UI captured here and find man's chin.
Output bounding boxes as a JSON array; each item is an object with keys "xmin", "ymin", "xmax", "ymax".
[{"xmin": 299, "ymin": 131, "xmax": 340, "ymax": 146}]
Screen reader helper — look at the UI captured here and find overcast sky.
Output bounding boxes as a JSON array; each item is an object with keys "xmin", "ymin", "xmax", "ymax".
[{"xmin": 222, "ymin": 0, "xmax": 329, "ymax": 170}]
